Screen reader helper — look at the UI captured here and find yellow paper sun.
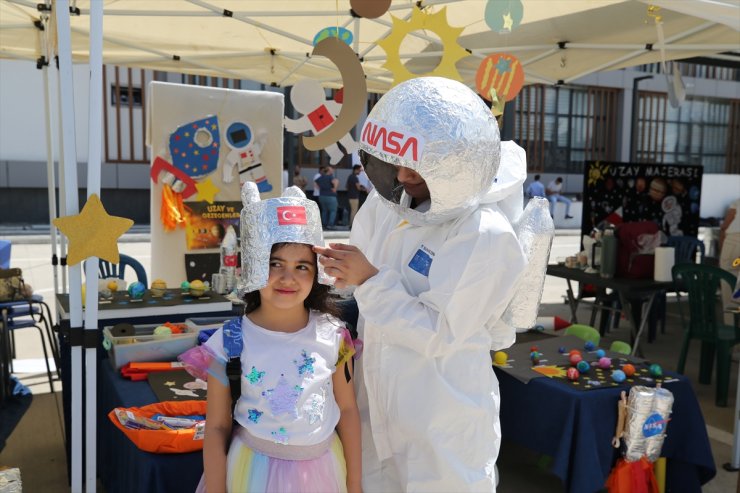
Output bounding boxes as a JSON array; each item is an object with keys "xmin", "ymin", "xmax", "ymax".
[
  {"xmin": 587, "ymin": 161, "xmax": 610, "ymax": 187},
  {"xmin": 53, "ymin": 194, "xmax": 133, "ymax": 266},
  {"xmin": 377, "ymin": 6, "xmax": 469, "ymax": 87},
  {"xmin": 532, "ymin": 365, "xmax": 567, "ymax": 378}
]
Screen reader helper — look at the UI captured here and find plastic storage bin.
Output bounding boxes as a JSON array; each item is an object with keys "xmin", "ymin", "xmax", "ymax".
[{"xmin": 103, "ymin": 323, "xmax": 199, "ymax": 370}]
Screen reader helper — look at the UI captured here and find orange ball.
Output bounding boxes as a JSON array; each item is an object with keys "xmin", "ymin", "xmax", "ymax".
[{"xmin": 622, "ymin": 363, "xmax": 636, "ymax": 377}]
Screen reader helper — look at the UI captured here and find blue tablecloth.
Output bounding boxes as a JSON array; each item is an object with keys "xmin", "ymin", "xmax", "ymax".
[
  {"xmin": 495, "ymin": 367, "xmax": 716, "ymax": 493},
  {"xmin": 98, "ymin": 362, "xmax": 203, "ymax": 493}
]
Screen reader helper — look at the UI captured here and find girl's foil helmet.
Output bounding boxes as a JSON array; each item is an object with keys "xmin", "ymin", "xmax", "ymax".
[
  {"xmin": 238, "ymin": 182, "xmax": 332, "ymax": 294},
  {"xmin": 358, "ymin": 77, "xmax": 501, "ymax": 226}
]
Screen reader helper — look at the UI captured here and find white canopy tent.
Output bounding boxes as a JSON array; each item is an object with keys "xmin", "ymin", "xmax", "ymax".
[
  {"xmin": 1, "ymin": 1, "xmax": 738, "ymax": 492},
  {"xmin": 1, "ymin": 0, "xmax": 738, "ymax": 92}
]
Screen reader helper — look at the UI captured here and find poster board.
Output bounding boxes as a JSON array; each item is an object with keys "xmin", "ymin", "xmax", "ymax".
[
  {"xmin": 581, "ymin": 161, "xmax": 703, "ymax": 238},
  {"xmin": 148, "ymin": 82, "xmax": 284, "ymax": 286}
]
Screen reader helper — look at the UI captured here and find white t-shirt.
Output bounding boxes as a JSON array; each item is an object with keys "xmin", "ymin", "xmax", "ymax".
[
  {"xmin": 546, "ymin": 180, "xmax": 563, "ymax": 195},
  {"xmin": 313, "ymin": 172, "xmax": 322, "ymax": 196},
  {"xmin": 204, "ymin": 311, "xmax": 346, "ymax": 446}
]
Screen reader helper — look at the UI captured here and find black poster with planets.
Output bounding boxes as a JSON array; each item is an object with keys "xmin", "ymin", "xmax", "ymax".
[{"xmin": 581, "ymin": 161, "xmax": 703, "ymax": 238}]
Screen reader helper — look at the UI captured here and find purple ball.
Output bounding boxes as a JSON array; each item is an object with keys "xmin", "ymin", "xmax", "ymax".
[{"xmin": 598, "ymin": 357, "xmax": 612, "ymax": 369}]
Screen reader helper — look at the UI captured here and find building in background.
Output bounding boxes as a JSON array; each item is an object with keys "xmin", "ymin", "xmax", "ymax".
[{"xmin": 0, "ymin": 58, "xmax": 737, "ymax": 225}]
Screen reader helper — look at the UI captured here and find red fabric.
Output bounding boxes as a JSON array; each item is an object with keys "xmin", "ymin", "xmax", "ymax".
[
  {"xmin": 108, "ymin": 400, "xmax": 206, "ymax": 453},
  {"xmin": 606, "ymin": 458, "xmax": 659, "ymax": 493},
  {"xmin": 616, "ymin": 221, "xmax": 659, "ymax": 279}
]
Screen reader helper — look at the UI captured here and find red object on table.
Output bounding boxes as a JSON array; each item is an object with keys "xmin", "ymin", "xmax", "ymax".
[
  {"xmin": 606, "ymin": 457, "xmax": 659, "ymax": 493},
  {"xmin": 120, "ymin": 362, "xmax": 185, "ymax": 381}
]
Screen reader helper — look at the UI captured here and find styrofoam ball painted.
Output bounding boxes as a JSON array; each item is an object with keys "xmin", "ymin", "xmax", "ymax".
[
  {"xmin": 595, "ymin": 349, "xmax": 606, "ymax": 359},
  {"xmin": 569, "ymin": 353, "xmax": 583, "ymax": 366},
  {"xmin": 611, "ymin": 369, "xmax": 626, "ymax": 383},
  {"xmin": 576, "ymin": 360, "xmax": 590, "ymax": 373},
  {"xmin": 566, "ymin": 367, "xmax": 580, "ymax": 381},
  {"xmin": 649, "ymin": 364, "xmax": 663, "ymax": 377},
  {"xmin": 127, "ymin": 281, "xmax": 146, "ymax": 300},
  {"xmin": 622, "ymin": 363, "xmax": 636, "ymax": 377},
  {"xmin": 493, "ymin": 351, "xmax": 508, "ymax": 366},
  {"xmin": 598, "ymin": 357, "xmax": 612, "ymax": 369}
]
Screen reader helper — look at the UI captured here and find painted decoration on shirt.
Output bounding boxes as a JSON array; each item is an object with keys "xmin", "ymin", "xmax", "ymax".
[
  {"xmin": 262, "ymin": 374, "xmax": 303, "ymax": 418},
  {"xmin": 246, "ymin": 366, "xmax": 265, "ymax": 385}
]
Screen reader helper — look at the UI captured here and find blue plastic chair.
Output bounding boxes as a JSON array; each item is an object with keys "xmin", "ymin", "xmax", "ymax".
[{"xmin": 99, "ymin": 254, "xmax": 148, "ymax": 287}]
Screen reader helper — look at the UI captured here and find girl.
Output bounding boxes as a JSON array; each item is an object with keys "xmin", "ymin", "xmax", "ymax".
[{"xmin": 181, "ymin": 183, "xmax": 361, "ymax": 493}]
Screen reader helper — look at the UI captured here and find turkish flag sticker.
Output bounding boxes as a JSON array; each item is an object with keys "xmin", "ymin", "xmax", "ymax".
[{"xmin": 277, "ymin": 206, "xmax": 307, "ymax": 225}]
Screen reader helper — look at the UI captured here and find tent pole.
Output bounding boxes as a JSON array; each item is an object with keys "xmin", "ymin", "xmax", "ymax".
[
  {"xmin": 55, "ymin": 1, "xmax": 83, "ymax": 491},
  {"xmin": 83, "ymin": 1, "xmax": 103, "ymax": 491}
]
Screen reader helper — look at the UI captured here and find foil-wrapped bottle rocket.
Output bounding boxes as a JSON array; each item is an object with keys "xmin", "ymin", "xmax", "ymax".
[
  {"xmin": 502, "ymin": 197, "xmax": 555, "ymax": 332},
  {"xmin": 623, "ymin": 385, "xmax": 674, "ymax": 462},
  {"xmin": 220, "ymin": 225, "xmax": 238, "ymax": 294}
]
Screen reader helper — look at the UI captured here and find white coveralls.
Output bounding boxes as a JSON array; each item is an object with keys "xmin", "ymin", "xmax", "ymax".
[{"xmin": 351, "ymin": 144, "xmax": 528, "ymax": 491}]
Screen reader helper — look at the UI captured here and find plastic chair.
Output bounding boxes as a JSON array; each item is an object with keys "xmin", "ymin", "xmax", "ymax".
[
  {"xmin": 99, "ymin": 254, "xmax": 148, "ymax": 287},
  {"xmin": 672, "ymin": 263, "xmax": 739, "ymax": 407},
  {"xmin": 666, "ymin": 235, "xmax": 706, "ymax": 329},
  {"xmin": 564, "ymin": 324, "xmax": 601, "ymax": 346},
  {"xmin": 609, "ymin": 340, "xmax": 632, "ymax": 355}
]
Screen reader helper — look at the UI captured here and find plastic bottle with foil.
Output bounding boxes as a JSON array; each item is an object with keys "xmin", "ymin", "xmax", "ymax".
[
  {"xmin": 502, "ymin": 197, "xmax": 555, "ymax": 331},
  {"xmin": 220, "ymin": 225, "xmax": 238, "ymax": 293}
]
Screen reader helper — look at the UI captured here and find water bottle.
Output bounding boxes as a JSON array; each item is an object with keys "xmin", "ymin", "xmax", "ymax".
[
  {"xmin": 220, "ymin": 225, "xmax": 238, "ymax": 293},
  {"xmin": 600, "ymin": 228, "xmax": 618, "ymax": 279},
  {"xmin": 591, "ymin": 230, "xmax": 602, "ymax": 272}
]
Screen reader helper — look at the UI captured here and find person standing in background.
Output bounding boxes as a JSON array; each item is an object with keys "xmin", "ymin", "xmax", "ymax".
[
  {"xmin": 525, "ymin": 174, "xmax": 546, "ymax": 199},
  {"xmin": 546, "ymin": 176, "xmax": 573, "ymax": 219},
  {"xmin": 293, "ymin": 164, "xmax": 308, "ymax": 191},
  {"xmin": 346, "ymin": 165, "xmax": 365, "ymax": 227},
  {"xmin": 315, "ymin": 166, "xmax": 339, "ymax": 229},
  {"xmin": 719, "ymin": 198, "xmax": 740, "ymax": 324},
  {"xmin": 312, "ymin": 166, "xmax": 325, "ymax": 200}
]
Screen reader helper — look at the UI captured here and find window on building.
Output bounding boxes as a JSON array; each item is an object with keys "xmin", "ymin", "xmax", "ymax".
[
  {"xmin": 636, "ymin": 93, "xmax": 739, "ymax": 173},
  {"xmin": 515, "ymin": 85, "xmax": 619, "ymax": 173},
  {"xmin": 110, "ymin": 85, "xmax": 142, "ymax": 106}
]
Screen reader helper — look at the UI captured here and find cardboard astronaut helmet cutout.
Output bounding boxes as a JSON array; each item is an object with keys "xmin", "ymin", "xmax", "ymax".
[
  {"xmin": 358, "ymin": 76, "xmax": 501, "ymax": 226},
  {"xmin": 238, "ymin": 182, "xmax": 332, "ymax": 294}
]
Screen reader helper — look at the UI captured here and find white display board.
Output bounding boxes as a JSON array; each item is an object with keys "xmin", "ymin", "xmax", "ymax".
[{"xmin": 148, "ymin": 82, "xmax": 284, "ymax": 286}]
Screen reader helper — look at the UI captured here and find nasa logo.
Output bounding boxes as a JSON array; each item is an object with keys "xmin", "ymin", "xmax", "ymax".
[
  {"xmin": 642, "ymin": 413, "xmax": 669, "ymax": 438},
  {"xmin": 360, "ymin": 119, "xmax": 424, "ymax": 163},
  {"xmin": 276, "ymin": 206, "xmax": 307, "ymax": 226}
]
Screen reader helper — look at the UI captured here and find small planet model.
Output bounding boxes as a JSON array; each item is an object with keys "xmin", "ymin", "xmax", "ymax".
[
  {"xmin": 622, "ymin": 363, "xmax": 636, "ymax": 377},
  {"xmin": 107, "ymin": 280, "xmax": 119, "ymax": 292},
  {"xmin": 566, "ymin": 367, "xmax": 580, "ymax": 381},
  {"xmin": 569, "ymin": 353, "xmax": 583, "ymax": 366},
  {"xmin": 153, "ymin": 325, "xmax": 172, "ymax": 338},
  {"xmin": 595, "ymin": 349, "xmax": 606, "ymax": 359},
  {"xmin": 189, "ymin": 279, "xmax": 206, "ymax": 297},
  {"xmin": 576, "ymin": 360, "xmax": 590, "ymax": 373},
  {"xmin": 611, "ymin": 370, "xmax": 626, "ymax": 383},
  {"xmin": 99, "ymin": 288, "xmax": 113, "ymax": 299},
  {"xmin": 598, "ymin": 357, "xmax": 612, "ymax": 369},
  {"xmin": 150, "ymin": 279, "xmax": 167, "ymax": 297},
  {"xmin": 584, "ymin": 341, "xmax": 595, "ymax": 351},
  {"xmin": 127, "ymin": 281, "xmax": 146, "ymax": 300},
  {"xmin": 558, "ymin": 346, "xmax": 567, "ymax": 354},
  {"xmin": 569, "ymin": 349, "xmax": 581, "ymax": 357},
  {"xmin": 180, "ymin": 281, "xmax": 190, "ymax": 293},
  {"xmin": 493, "ymin": 351, "xmax": 508, "ymax": 366},
  {"xmin": 649, "ymin": 364, "xmax": 663, "ymax": 378}
]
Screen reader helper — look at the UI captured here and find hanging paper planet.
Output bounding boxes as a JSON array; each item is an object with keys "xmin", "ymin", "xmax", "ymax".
[
  {"xmin": 476, "ymin": 53, "xmax": 524, "ymax": 103},
  {"xmin": 611, "ymin": 370, "xmax": 626, "ymax": 383},
  {"xmin": 313, "ymin": 26, "xmax": 353, "ymax": 46},
  {"xmin": 150, "ymin": 279, "xmax": 168, "ymax": 297},
  {"xmin": 127, "ymin": 281, "xmax": 146, "ymax": 300},
  {"xmin": 649, "ymin": 364, "xmax": 663, "ymax": 377},
  {"xmin": 576, "ymin": 360, "xmax": 590, "ymax": 373},
  {"xmin": 566, "ymin": 367, "xmax": 580, "ymax": 381},
  {"xmin": 484, "ymin": 0, "xmax": 523, "ymax": 33},
  {"xmin": 493, "ymin": 351, "xmax": 508, "ymax": 366},
  {"xmin": 622, "ymin": 363, "xmax": 636, "ymax": 377}
]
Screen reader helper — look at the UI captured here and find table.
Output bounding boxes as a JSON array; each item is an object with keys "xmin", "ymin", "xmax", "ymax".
[
  {"xmin": 57, "ymin": 289, "xmax": 237, "ymax": 482},
  {"xmin": 546, "ymin": 264, "xmax": 675, "ymax": 355},
  {"xmin": 495, "ymin": 342, "xmax": 716, "ymax": 493},
  {"xmin": 98, "ymin": 362, "xmax": 203, "ymax": 493}
]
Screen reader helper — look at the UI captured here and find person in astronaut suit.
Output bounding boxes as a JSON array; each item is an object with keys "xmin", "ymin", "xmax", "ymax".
[{"xmin": 314, "ymin": 77, "xmax": 528, "ymax": 492}]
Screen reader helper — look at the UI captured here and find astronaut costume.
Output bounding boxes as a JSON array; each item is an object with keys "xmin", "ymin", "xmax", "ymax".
[{"xmin": 350, "ymin": 77, "xmax": 529, "ymax": 492}]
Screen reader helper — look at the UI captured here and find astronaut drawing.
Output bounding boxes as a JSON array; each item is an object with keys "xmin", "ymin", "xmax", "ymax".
[
  {"xmin": 661, "ymin": 195, "xmax": 683, "ymax": 236},
  {"xmin": 284, "ymin": 78, "xmax": 359, "ymax": 165},
  {"xmin": 222, "ymin": 121, "xmax": 273, "ymax": 193}
]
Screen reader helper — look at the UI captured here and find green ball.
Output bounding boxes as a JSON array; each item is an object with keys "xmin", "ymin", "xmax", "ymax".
[{"xmin": 649, "ymin": 364, "xmax": 663, "ymax": 377}]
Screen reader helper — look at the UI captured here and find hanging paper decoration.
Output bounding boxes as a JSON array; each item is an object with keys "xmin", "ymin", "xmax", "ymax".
[
  {"xmin": 296, "ymin": 36, "xmax": 366, "ymax": 156},
  {"xmin": 350, "ymin": 0, "xmax": 391, "ymax": 19},
  {"xmin": 195, "ymin": 177, "xmax": 220, "ymax": 204},
  {"xmin": 377, "ymin": 6, "xmax": 469, "ymax": 87},
  {"xmin": 484, "ymin": 0, "xmax": 524, "ymax": 33},
  {"xmin": 221, "ymin": 121, "xmax": 272, "ymax": 192},
  {"xmin": 476, "ymin": 53, "xmax": 524, "ymax": 102},
  {"xmin": 53, "ymin": 194, "xmax": 133, "ymax": 266},
  {"xmin": 313, "ymin": 27, "xmax": 353, "ymax": 46},
  {"xmin": 161, "ymin": 184, "xmax": 188, "ymax": 231}
]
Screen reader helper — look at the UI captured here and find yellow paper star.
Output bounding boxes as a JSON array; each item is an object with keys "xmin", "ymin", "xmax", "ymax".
[
  {"xmin": 52, "ymin": 194, "xmax": 133, "ymax": 266},
  {"xmin": 195, "ymin": 177, "xmax": 220, "ymax": 204},
  {"xmin": 164, "ymin": 381, "xmax": 176, "ymax": 386},
  {"xmin": 502, "ymin": 13, "xmax": 514, "ymax": 31}
]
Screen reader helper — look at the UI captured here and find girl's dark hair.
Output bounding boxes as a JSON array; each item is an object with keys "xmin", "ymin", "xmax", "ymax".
[{"xmin": 242, "ymin": 242, "xmax": 341, "ymax": 318}]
